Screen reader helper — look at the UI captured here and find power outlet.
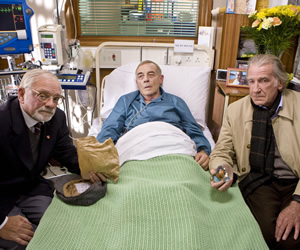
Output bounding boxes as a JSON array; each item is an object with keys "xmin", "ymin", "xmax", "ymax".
[{"xmin": 100, "ymin": 50, "xmax": 121, "ymax": 68}]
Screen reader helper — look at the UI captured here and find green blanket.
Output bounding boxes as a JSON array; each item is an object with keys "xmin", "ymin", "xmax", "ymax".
[{"xmin": 28, "ymin": 154, "xmax": 268, "ymax": 249}]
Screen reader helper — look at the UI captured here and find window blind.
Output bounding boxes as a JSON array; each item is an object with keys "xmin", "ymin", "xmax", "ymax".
[{"xmin": 79, "ymin": 0, "xmax": 199, "ymax": 37}]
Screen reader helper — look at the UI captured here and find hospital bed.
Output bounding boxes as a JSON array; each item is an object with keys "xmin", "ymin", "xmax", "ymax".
[
  {"xmin": 89, "ymin": 42, "xmax": 215, "ymax": 148},
  {"xmin": 27, "ymin": 42, "xmax": 267, "ymax": 249}
]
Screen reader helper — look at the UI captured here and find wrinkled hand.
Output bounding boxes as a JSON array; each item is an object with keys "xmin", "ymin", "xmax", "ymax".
[
  {"xmin": 210, "ymin": 164, "xmax": 233, "ymax": 191},
  {"xmin": 89, "ymin": 171, "xmax": 107, "ymax": 184},
  {"xmin": 275, "ymin": 200, "xmax": 300, "ymax": 242},
  {"xmin": 0, "ymin": 215, "xmax": 34, "ymax": 246},
  {"xmin": 194, "ymin": 150, "xmax": 209, "ymax": 169}
]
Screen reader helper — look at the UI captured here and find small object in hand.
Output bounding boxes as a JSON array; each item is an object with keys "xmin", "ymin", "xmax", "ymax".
[{"xmin": 212, "ymin": 166, "xmax": 230, "ymax": 183}]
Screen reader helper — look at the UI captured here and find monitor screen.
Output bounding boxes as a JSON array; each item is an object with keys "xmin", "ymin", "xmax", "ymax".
[
  {"xmin": 41, "ymin": 34, "xmax": 54, "ymax": 38},
  {"xmin": 57, "ymin": 75, "xmax": 77, "ymax": 80},
  {"xmin": 0, "ymin": 1, "xmax": 34, "ymax": 55},
  {"xmin": 0, "ymin": 4, "xmax": 26, "ymax": 32}
]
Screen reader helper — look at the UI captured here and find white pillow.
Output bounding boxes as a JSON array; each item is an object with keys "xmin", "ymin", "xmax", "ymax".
[{"xmin": 101, "ymin": 62, "xmax": 211, "ymax": 127}]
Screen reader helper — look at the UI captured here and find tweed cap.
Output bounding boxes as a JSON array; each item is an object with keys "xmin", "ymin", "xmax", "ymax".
[{"xmin": 52, "ymin": 174, "xmax": 107, "ymax": 206}]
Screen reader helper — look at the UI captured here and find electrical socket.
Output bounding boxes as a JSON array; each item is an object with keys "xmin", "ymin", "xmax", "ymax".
[{"xmin": 100, "ymin": 50, "xmax": 121, "ymax": 68}]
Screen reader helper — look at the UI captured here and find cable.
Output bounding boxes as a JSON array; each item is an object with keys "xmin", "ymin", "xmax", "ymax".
[
  {"xmin": 69, "ymin": 0, "xmax": 77, "ymax": 40},
  {"xmin": 125, "ymin": 104, "xmax": 148, "ymax": 133},
  {"xmin": 60, "ymin": 81, "xmax": 96, "ymax": 137},
  {"xmin": 59, "ymin": 0, "xmax": 66, "ymax": 14},
  {"xmin": 75, "ymin": 87, "xmax": 95, "ymax": 111},
  {"xmin": 70, "ymin": 112, "xmax": 90, "ymax": 129},
  {"xmin": 91, "ymin": 83, "xmax": 97, "ymax": 125},
  {"xmin": 56, "ymin": 0, "xmax": 60, "ymax": 24},
  {"xmin": 66, "ymin": 85, "xmax": 96, "ymax": 131}
]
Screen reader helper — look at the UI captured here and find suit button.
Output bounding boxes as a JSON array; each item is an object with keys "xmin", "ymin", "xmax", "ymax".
[
  {"xmin": 247, "ymin": 144, "xmax": 251, "ymax": 149},
  {"xmin": 242, "ymin": 168, "xmax": 246, "ymax": 172}
]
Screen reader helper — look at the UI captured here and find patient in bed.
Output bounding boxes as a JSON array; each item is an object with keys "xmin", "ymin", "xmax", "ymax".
[{"xmin": 96, "ymin": 60, "xmax": 211, "ymax": 168}]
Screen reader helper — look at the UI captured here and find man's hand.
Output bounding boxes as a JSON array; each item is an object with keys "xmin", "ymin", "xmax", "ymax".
[
  {"xmin": 194, "ymin": 150, "xmax": 209, "ymax": 169},
  {"xmin": 209, "ymin": 164, "xmax": 233, "ymax": 191},
  {"xmin": 0, "ymin": 215, "xmax": 34, "ymax": 246},
  {"xmin": 275, "ymin": 200, "xmax": 300, "ymax": 242},
  {"xmin": 89, "ymin": 171, "xmax": 107, "ymax": 184}
]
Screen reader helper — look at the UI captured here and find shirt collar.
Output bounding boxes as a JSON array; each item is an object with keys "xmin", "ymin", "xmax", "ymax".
[
  {"xmin": 273, "ymin": 94, "xmax": 283, "ymax": 118},
  {"xmin": 258, "ymin": 93, "xmax": 283, "ymax": 119},
  {"xmin": 137, "ymin": 87, "xmax": 165, "ymax": 104},
  {"xmin": 19, "ymin": 103, "xmax": 41, "ymax": 129}
]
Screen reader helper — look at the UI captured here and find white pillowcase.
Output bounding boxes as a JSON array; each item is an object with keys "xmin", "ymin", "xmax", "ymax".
[{"xmin": 101, "ymin": 62, "xmax": 211, "ymax": 127}]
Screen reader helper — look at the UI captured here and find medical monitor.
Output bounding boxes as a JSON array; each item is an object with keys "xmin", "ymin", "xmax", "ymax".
[{"xmin": 0, "ymin": 0, "xmax": 34, "ymax": 55}]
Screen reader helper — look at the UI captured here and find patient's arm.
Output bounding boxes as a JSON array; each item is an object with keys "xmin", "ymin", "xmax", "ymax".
[
  {"xmin": 0, "ymin": 215, "xmax": 34, "ymax": 246},
  {"xmin": 97, "ymin": 97, "xmax": 127, "ymax": 144},
  {"xmin": 194, "ymin": 150, "xmax": 209, "ymax": 169}
]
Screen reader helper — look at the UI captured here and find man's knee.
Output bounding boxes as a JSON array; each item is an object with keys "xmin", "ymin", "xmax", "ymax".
[
  {"xmin": 17, "ymin": 195, "xmax": 52, "ymax": 225},
  {"xmin": 26, "ymin": 195, "xmax": 52, "ymax": 225}
]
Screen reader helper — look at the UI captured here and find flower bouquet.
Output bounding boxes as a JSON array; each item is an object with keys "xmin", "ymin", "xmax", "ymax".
[{"xmin": 242, "ymin": 5, "xmax": 300, "ymax": 57}]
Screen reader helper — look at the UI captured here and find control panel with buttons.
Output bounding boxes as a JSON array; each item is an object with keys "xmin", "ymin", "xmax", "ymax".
[
  {"xmin": 56, "ymin": 71, "xmax": 90, "ymax": 90},
  {"xmin": 0, "ymin": 33, "xmax": 17, "ymax": 45}
]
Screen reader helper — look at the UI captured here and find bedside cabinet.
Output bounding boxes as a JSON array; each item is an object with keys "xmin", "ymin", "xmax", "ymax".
[{"xmin": 210, "ymin": 81, "xmax": 249, "ymax": 142}]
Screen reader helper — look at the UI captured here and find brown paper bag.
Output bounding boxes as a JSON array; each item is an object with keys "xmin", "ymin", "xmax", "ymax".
[{"xmin": 76, "ymin": 136, "xmax": 120, "ymax": 182}]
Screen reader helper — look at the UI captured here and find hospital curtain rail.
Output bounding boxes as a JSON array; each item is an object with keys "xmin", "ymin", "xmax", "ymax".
[{"xmin": 78, "ymin": 0, "xmax": 199, "ymax": 37}]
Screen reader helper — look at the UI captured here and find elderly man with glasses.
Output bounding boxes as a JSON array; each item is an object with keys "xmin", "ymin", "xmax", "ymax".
[{"xmin": 0, "ymin": 69, "xmax": 81, "ymax": 249}]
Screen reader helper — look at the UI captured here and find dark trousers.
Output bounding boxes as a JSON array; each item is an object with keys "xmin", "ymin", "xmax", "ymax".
[
  {"xmin": 0, "ymin": 195, "xmax": 52, "ymax": 250},
  {"xmin": 244, "ymin": 178, "xmax": 300, "ymax": 250}
]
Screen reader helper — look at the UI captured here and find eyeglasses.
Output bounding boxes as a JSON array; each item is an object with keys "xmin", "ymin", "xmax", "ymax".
[{"xmin": 31, "ymin": 89, "xmax": 64, "ymax": 105}]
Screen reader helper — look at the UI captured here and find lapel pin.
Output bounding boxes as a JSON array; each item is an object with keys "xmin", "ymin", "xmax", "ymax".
[{"xmin": 46, "ymin": 135, "xmax": 50, "ymax": 139}]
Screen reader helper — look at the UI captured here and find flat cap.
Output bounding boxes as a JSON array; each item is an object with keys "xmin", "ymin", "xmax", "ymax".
[{"xmin": 52, "ymin": 174, "xmax": 107, "ymax": 206}]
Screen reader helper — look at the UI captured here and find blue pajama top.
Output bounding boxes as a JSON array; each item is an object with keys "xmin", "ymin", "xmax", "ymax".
[{"xmin": 96, "ymin": 88, "xmax": 211, "ymax": 155}]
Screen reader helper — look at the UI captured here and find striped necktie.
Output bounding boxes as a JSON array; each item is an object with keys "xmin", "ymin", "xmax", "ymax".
[{"xmin": 33, "ymin": 122, "xmax": 42, "ymax": 135}]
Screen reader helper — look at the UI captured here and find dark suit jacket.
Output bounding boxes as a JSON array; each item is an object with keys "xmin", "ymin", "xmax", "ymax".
[{"xmin": 0, "ymin": 97, "xmax": 80, "ymax": 224}]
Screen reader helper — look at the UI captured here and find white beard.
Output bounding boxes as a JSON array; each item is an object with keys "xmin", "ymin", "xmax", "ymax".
[{"xmin": 32, "ymin": 107, "xmax": 55, "ymax": 122}]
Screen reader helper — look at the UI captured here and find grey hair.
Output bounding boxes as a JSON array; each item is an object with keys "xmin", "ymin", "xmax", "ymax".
[
  {"xmin": 247, "ymin": 54, "xmax": 288, "ymax": 89},
  {"xmin": 19, "ymin": 69, "xmax": 60, "ymax": 90},
  {"xmin": 135, "ymin": 60, "xmax": 162, "ymax": 76}
]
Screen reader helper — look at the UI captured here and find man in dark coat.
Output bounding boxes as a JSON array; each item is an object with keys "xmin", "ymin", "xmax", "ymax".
[{"xmin": 0, "ymin": 69, "xmax": 80, "ymax": 249}]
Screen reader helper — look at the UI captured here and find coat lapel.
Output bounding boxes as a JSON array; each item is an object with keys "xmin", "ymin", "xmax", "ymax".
[{"xmin": 10, "ymin": 98, "xmax": 34, "ymax": 171}]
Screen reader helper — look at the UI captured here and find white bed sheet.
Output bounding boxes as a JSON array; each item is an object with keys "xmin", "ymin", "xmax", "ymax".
[
  {"xmin": 115, "ymin": 121, "xmax": 197, "ymax": 166},
  {"xmin": 89, "ymin": 118, "xmax": 215, "ymax": 151}
]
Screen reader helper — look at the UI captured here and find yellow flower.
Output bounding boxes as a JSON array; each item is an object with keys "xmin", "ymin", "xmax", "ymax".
[
  {"xmin": 286, "ymin": 73, "xmax": 294, "ymax": 87},
  {"xmin": 248, "ymin": 10, "xmax": 257, "ymax": 18},
  {"xmin": 284, "ymin": 8, "xmax": 296, "ymax": 17},
  {"xmin": 261, "ymin": 18, "xmax": 273, "ymax": 30},
  {"xmin": 272, "ymin": 17, "xmax": 282, "ymax": 26},
  {"xmin": 267, "ymin": 7, "xmax": 278, "ymax": 16},
  {"xmin": 243, "ymin": 4, "xmax": 300, "ymax": 56},
  {"xmin": 257, "ymin": 11, "xmax": 266, "ymax": 20},
  {"xmin": 289, "ymin": 5, "xmax": 299, "ymax": 15},
  {"xmin": 257, "ymin": 22, "xmax": 263, "ymax": 31},
  {"xmin": 252, "ymin": 20, "xmax": 261, "ymax": 28}
]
